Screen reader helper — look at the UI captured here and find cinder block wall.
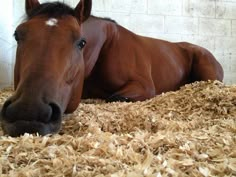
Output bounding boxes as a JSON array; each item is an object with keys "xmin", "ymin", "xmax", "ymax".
[
  {"xmin": 0, "ymin": 0, "xmax": 236, "ymax": 88},
  {"xmin": 87, "ymin": 0, "xmax": 236, "ymax": 84}
]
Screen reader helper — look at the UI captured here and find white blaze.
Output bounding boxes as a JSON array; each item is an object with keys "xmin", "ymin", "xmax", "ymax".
[{"xmin": 46, "ymin": 18, "xmax": 58, "ymax": 26}]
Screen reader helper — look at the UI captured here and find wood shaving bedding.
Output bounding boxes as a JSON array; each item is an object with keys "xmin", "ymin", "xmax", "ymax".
[{"xmin": 0, "ymin": 81, "xmax": 235, "ymax": 177}]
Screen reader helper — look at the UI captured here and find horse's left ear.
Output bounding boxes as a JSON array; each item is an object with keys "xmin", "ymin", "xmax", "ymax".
[
  {"xmin": 75, "ymin": 0, "xmax": 92, "ymax": 24},
  {"xmin": 25, "ymin": 0, "xmax": 40, "ymax": 15}
]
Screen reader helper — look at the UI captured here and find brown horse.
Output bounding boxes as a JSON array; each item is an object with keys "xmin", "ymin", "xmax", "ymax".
[
  {"xmin": 0, "ymin": 0, "xmax": 223, "ymax": 137},
  {"xmin": 0, "ymin": 0, "xmax": 92, "ymax": 136},
  {"xmin": 81, "ymin": 17, "xmax": 223, "ymax": 102}
]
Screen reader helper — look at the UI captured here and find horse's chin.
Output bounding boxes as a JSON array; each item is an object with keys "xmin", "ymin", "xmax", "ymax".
[{"xmin": 1, "ymin": 119, "xmax": 61, "ymax": 137}]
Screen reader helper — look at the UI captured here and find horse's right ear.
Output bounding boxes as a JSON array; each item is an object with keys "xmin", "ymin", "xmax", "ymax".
[{"xmin": 25, "ymin": 0, "xmax": 40, "ymax": 15}]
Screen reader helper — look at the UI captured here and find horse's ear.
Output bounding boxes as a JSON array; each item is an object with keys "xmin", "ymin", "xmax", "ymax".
[
  {"xmin": 75, "ymin": 0, "xmax": 92, "ymax": 24},
  {"xmin": 25, "ymin": 0, "xmax": 40, "ymax": 15}
]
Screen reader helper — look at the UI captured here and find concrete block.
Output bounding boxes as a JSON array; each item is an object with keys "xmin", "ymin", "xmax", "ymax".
[
  {"xmin": 130, "ymin": 14, "xmax": 164, "ymax": 33},
  {"xmin": 223, "ymin": 75, "xmax": 236, "ymax": 85},
  {"xmin": 214, "ymin": 53, "xmax": 232, "ymax": 72},
  {"xmin": 199, "ymin": 19, "xmax": 231, "ymax": 36},
  {"xmin": 232, "ymin": 20, "xmax": 236, "ymax": 36},
  {"xmin": 181, "ymin": 35, "xmax": 215, "ymax": 52},
  {"xmin": 165, "ymin": 16, "xmax": 198, "ymax": 35},
  {"xmin": 216, "ymin": 2, "xmax": 236, "ymax": 19},
  {"xmin": 74, "ymin": 0, "xmax": 147, "ymax": 13},
  {"xmin": 109, "ymin": 0, "xmax": 147, "ymax": 14},
  {"xmin": 183, "ymin": 0, "xmax": 215, "ymax": 17},
  {"xmin": 109, "ymin": 13, "xmax": 133, "ymax": 30},
  {"xmin": 215, "ymin": 37, "xmax": 236, "ymax": 54},
  {"xmin": 128, "ymin": 0, "xmax": 147, "ymax": 14},
  {"xmin": 90, "ymin": 0, "xmax": 112, "ymax": 12},
  {"xmin": 148, "ymin": 0, "xmax": 182, "ymax": 15},
  {"xmin": 211, "ymin": 53, "xmax": 236, "ymax": 84}
]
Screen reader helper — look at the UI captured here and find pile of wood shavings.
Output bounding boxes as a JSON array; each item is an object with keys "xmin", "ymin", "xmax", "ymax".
[{"xmin": 0, "ymin": 81, "xmax": 235, "ymax": 177}]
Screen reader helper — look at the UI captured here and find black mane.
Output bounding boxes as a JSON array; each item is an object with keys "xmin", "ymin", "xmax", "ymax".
[
  {"xmin": 27, "ymin": 2, "xmax": 75, "ymax": 19},
  {"xmin": 90, "ymin": 16, "xmax": 117, "ymax": 24},
  {"xmin": 27, "ymin": 2, "xmax": 117, "ymax": 24},
  {"xmin": 102, "ymin": 17, "xmax": 117, "ymax": 24}
]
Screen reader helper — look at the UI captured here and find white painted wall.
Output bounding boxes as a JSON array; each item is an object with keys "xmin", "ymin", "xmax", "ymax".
[
  {"xmin": 0, "ymin": 0, "xmax": 236, "ymax": 88},
  {"xmin": 0, "ymin": 1, "xmax": 13, "ymax": 89}
]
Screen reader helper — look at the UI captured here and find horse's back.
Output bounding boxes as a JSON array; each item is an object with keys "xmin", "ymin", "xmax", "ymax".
[{"xmin": 140, "ymin": 36, "xmax": 223, "ymax": 79}]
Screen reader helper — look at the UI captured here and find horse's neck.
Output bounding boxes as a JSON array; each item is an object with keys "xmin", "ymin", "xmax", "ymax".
[{"xmin": 82, "ymin": 16, "xmax": 117, "ymax": 77}]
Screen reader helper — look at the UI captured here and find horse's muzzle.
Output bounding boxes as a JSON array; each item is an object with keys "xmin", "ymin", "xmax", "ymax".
[
  {"xmin": 0, "ymin": 119, "xmax": 62, "ymax": 137},
  {"xmin": 0, "ymin": 98, "xmax": 62, "ymax": 137}
]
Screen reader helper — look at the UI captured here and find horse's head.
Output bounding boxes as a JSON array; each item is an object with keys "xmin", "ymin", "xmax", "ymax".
[{"xmin": 0, "ymin": 0, "xmax": 92, "ymax": 137}]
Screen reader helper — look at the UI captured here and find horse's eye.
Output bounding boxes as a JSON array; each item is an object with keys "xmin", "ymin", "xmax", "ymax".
[
  {"xmin": 77, "ymin": 38, "xmax": 86, "ymax": 50},
  {"xmin": 14, "ymin": 31, "xmax": 20, "ymax": 42}
]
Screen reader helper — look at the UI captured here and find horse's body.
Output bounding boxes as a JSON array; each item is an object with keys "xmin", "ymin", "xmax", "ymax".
[
  {"xmin": 0, "ymin": 0, "xmax": 223, "ymax": 136},
  {"xmin": 81, "ymin": 16, "xmax": 223, "ymax": 101}
]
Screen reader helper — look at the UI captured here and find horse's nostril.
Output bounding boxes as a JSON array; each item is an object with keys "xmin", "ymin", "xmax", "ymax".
[
  {"xmin": 1, "ymin": 99, "xmax": 12, "ymax": 118},
  {"xmin": 49, "ymin": 103, "xmax": 62, "ymax": 122}
]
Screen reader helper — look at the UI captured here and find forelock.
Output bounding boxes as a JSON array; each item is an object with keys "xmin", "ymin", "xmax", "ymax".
[{"xmin": 27, "ymin": 2, "xmax": 76, "ymax": 19}]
